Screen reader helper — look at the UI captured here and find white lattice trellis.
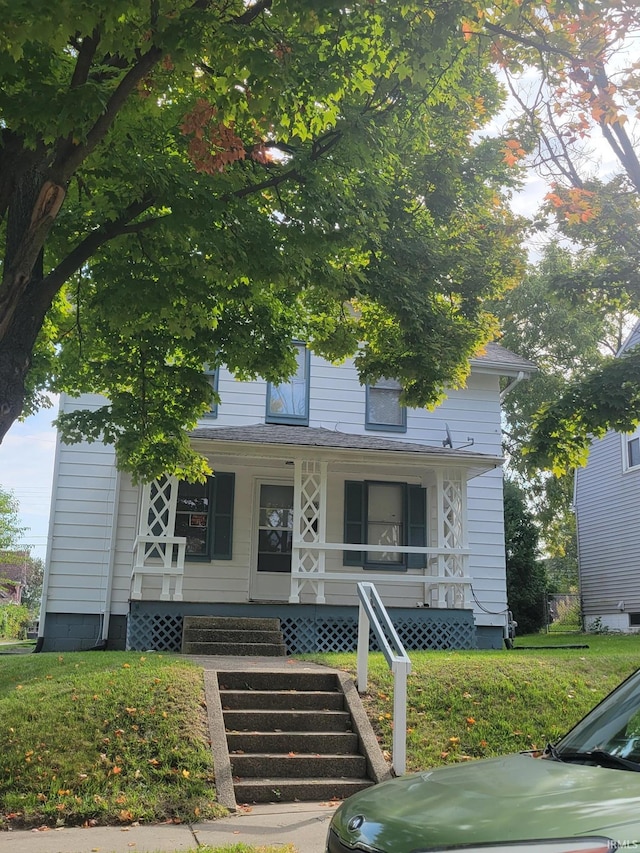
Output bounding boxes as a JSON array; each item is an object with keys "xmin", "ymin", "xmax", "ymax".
[
  {"xmin": 131, "ymin": 477, "xmax": 186, "ymax": 602},
  {"xmin": 290, "ymin": 460, "xmax": 327, "ymax": 603},
  {"xmin": 434, "ymin": 469, "xmax": 471, "ymax": 609}
]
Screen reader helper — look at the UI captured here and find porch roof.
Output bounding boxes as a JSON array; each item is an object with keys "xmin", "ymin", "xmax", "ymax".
[{"xmin": 189, "ymin": 423, "xmax": 502, "ymax": 477}]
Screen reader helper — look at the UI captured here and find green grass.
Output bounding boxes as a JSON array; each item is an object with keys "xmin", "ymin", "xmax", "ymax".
[
  {"xmin": 0, "ymin": 651, "xmax": 226, "ymax": 829},
  {"xmin": 3, "ymin": 634, "xmax": 640, "ymax": 831},
  {"xmin": 301, "ymin": 632, "xmax": 640, "ymax": 771}
]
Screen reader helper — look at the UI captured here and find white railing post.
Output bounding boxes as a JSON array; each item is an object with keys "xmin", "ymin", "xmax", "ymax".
[
  {"xmin": 356, "ymin": 582, "xmax": 411, "ymax": 776},
  {"xmin": 357, "ymin": 587, "xmax": 371, "ymax": 693}
]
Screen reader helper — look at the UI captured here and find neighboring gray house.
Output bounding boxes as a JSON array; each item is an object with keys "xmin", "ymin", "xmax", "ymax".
[
  {"xmin": 39, "ymin": 342, "xmax": 534, "ymax": 653},
  {"xmin": 575, "ymin": 319, "xmax": 640, "ymax": 632}
]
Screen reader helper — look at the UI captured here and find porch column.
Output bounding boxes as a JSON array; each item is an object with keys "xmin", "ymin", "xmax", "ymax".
[
  {"xmin": 290, "ymin": 459, "xmax": 328, "ymax": 603},
  {"xmin": 435, "ymin": 468, "xmax": 470, "ymax": 609}
]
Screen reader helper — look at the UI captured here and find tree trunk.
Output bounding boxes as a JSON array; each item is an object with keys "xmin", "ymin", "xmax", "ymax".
[{"xmin": 0, "ymin": 275, "xmax": 50, "ymax": 443}]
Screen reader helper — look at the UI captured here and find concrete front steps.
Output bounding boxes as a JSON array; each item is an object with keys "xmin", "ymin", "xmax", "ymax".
[
  {"xmin": 209, "ymin": 668, "xmax": 390, "ymax": 806},
  {"xmin": 181, "ymin": 616, "xmax": 286, "ymax": 656}
]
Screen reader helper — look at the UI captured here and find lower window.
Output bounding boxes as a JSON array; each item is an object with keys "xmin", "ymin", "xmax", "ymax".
[
  {"xmin": 174, "ymin": 473, "xmax": 234, "ymax": 559},
  {"xmin": 343, "ymin": 480, "xmax": 426, "ymax": 570}
]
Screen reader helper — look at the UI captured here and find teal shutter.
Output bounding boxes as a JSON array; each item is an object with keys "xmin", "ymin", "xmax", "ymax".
[
  {"xmin": 344, "ymin": 481, "xmax": 365, "ymax": 565},
  {"xmin": 407, "ymin": 485, "xmax": 427, "ymax": 569},
  {"xmin": 210, "ymin": 472, "xmax": 234, "ymax": 559}
]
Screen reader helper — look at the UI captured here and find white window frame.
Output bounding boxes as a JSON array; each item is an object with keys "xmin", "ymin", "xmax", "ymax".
[{"xmin": 622, "ymin": 429, "xmax": 640, "ymax": 472}]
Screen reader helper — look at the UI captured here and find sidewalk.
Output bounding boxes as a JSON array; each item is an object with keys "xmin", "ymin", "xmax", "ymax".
[{"xmin": 2, "ymin": 801, "xmax": 334, "ymax": 852}]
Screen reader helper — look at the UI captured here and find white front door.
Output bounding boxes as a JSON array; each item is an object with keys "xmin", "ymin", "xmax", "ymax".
[{"xmin": 250, "ymin": 481, "xmax": 294, "ymax": 601}]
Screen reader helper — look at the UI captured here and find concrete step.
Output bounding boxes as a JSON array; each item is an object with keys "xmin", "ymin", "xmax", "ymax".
[
  {"xmin": 183, "ymin": 641, "xmax": 287, "ymax": 656},
  {"xmin": 230, "ymin": 752, "xmax": 367, "ymax": 779},
  {"xmin": 183, "ymin": 628, "xmax": 284, "ymax": 644},
  {"xmin": 233, "ymin": 777, "xmax": 374, "ymax": 804},
  {"xmin": 184, "ymin": 616, "xmax": 281, "ymax": 631},
  {"xmin": 224, "ymin": 708, "xmax": 352, "ymax": 732},
  {"xmin": 227, "ymin": 731, "xmax": 359, "ymax": 755},
  {"xmin": 218, "ymin": 670, "xmax": 339, "ymax": 692},
  {"xmin": 220, "ymin": 689, "xmax": 345, "ymax": 711}
]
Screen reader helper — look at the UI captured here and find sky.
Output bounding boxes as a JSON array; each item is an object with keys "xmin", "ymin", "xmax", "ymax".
[{"xmin": 0, "ymin": 404, "xmax": 58, "ymax": 561}]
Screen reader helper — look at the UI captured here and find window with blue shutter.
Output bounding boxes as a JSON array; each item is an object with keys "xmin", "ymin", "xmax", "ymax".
[
  {"xmin": 343, "ymin": 481, "xmax": 426, "ymax": 570},
  {"xmin": 175, "ymin": 472, "xmax": 234, "ymax": 560}
]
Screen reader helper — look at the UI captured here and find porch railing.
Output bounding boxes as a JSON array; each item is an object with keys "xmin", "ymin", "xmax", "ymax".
[
  {"xmin": 357, "ymin": 581, "xmax": 412, "ymax": 775},
  {"xmin": 131, "ymin": 536, "xmax": 186, "ymax": 602},
  {"xmin": 290, "ymin": 541, "xmax": 472, "ymax": 608}
]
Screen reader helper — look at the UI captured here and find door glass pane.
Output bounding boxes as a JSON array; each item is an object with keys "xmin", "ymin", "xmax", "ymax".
[
  {"xmin": 258, "ymin": 485, "xmax": 294, "ymax": 573},
  {"xmin": 367, "ymin": 483, "xmax": 403, "ymax": 564}
]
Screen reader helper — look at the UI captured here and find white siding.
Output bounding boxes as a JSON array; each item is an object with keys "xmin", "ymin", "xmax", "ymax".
[
  {"xmin": 45, "ymin": 358, "xmax": 509, "ymax": 625},
  {"xmin": 43, "ymin": 395, "xmax": 118, "ymax": 615}
]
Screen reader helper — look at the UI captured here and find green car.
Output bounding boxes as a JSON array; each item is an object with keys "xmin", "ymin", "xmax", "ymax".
[{"xmin": 326, "ymin": 667, "xmax": 640, "ymax": 853}]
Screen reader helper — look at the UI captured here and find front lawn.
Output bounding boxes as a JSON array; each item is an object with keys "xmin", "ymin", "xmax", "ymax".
[
  {"xmin": 302, "ymin": 632, "xmax": 640, "ymax": 771},
  {"xmin": 0, "ymin": 652, "xmax": 225, "ymax": 828}
]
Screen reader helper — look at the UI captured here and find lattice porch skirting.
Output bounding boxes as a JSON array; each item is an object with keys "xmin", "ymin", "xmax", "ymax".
[{"xmin": 126, "ymin": 601, "xmax": 476, "ymax": 653}]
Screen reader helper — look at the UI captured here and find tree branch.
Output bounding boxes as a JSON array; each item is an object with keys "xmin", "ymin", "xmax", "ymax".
[
  {"xmin": 69, "ymin": 28, "xmax": 101, "ymax": 89},
  {"xmin": 37, "ymin": 195, "xmax": 156, "ymax": 312}
]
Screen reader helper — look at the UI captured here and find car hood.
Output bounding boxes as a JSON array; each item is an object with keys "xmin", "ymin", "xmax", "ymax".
[{"xmin": 332, "ymin": 753, "xmax": 640, "ymax": 852}]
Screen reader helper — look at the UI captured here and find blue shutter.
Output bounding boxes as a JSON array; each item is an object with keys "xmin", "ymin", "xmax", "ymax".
[
  {"xmin": 407, "ymin": 485, "xmax": 427, "ymax": 569},
  {"xmin": 344, "ymin": 481, "xmax": 365, "ymax": 566},
  {"xmin": 211, "ymin": 472, "xmax": 234, "ymax": 559}
]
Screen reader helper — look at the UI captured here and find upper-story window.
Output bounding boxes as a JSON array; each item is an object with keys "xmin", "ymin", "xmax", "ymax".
[
  {"xmin": 266, "ymin": 343, "xmax": 310, "ymax": 425},
  {"xmin": 625, "ymin": 431, "xmax": 640, "ymax": 471},
  {"xmin": 203, "ymin": 366, "xmax": 219, "ymax": 419},
  {"xmin": 366, "ymin": 378, "xmax": 406, "ymax": 432}
]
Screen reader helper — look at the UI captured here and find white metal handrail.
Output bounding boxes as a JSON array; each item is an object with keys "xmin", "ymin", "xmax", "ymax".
[{"xmin": 357, "ymin": 581, "xmax": 412, "ymax": 775}]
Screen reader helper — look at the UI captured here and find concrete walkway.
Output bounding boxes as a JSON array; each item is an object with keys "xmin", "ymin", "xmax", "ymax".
[
  {"xmin": 2, "ymin": 801, "xmax": 335, "ymax": 852},
  {"xmin": 3, "ymin": 655, "xmax": 345, "ymax": 852}
]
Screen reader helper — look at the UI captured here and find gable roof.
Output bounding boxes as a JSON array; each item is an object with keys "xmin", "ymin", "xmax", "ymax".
[
  {"xmin": 471, "ymin": 341, "xmax": 536, "ymax": 376},
  {"xmin": 617, "ymin": 318, "xmax": 640, "ymax": 356}
]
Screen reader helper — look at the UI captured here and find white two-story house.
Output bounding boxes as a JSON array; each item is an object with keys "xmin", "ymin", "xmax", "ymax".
[{"xmin": 38, "ymin": 342, "xmax": 534, "ymax": 653}]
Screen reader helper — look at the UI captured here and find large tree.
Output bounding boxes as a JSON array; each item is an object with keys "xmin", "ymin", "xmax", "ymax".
[
  {"xmin": 503, "ymin": 479, "xmax": 547, "ymax": 636},
  {"xmin": 0, "ymin": 1, "xmax": 523, "ymax": 481},
  {"xmin": 465, "ymin": 0, "xmax": 640, "ymax": 472},
  {"xmin": 496, "ymin": 242, "xmax": 629, "ymax": 588}
]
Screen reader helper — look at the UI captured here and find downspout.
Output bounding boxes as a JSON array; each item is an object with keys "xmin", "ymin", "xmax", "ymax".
[
  {"xmin": 93, "ymin": 468, "xmax": 121, "ymax": 649},
  {"xmin": 499, "ymin": 370, "xmax": 527, "ymax": 403}
]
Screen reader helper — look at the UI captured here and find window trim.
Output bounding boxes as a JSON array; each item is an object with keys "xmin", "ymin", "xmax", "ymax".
[
  {"xmin": 202, "ymin": 366, "xmax": 219, "ymax": 419},
  {"xmin": 265, "ymin": 343, "xmax": 310, "ymax": 426},
  {"xmin": 622, "ymin": 430, "xmax": 640, "ymax": 473},
  {"xmin": 175, "ymin": 472, "xmax": 235, "ymax": 561},
  {"xmin": 365, "ymin": 379, "xmax": 407, "ymax": 433}
]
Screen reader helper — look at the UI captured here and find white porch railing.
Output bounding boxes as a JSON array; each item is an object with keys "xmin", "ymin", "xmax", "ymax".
[
  {"xmin": 357, "ymin": 582, "xmax": 412, "ymax": 775},
  {"xmin": 131, "ymin": 536, "xmax": 186, "ymax": 601},
  {"xmin": 290, "ymin": 541, "xmax": 472, "ymax": 607}
]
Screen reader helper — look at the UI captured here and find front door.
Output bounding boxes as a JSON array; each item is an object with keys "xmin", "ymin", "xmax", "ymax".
[{"xmin": 250, "ymin": 481, "xmax": 294, "ymax": 601}]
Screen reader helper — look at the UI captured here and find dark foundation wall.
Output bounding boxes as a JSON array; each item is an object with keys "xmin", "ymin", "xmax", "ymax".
[
  {"xmin": 475, "ymin": 625, "xmax": 504, "ymax": 650},
  {"xmin": 39, "ymin": 613, "xmax": 127, "ymax": 652}
]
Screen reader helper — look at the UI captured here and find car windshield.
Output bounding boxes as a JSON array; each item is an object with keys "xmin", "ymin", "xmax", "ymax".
[{"xmin": 554, "ymin": 667, "xmax": 640, "ymax": 764}]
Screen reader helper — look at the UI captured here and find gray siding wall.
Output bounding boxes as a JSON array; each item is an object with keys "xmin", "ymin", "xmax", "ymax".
[{"xmin": 576, "ymin": 429, "xmax": 640, "ymax": 619}]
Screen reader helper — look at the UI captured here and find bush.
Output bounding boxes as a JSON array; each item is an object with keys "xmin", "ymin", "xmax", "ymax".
[{"xmin": 0, "ymin": 604, "xmax": 31, "ymax": 639}]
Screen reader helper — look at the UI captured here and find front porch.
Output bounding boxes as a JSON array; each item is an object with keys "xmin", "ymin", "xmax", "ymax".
[{"xmin": 127, "ymin": 424, "xmax": 504, "ymax": 651}]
